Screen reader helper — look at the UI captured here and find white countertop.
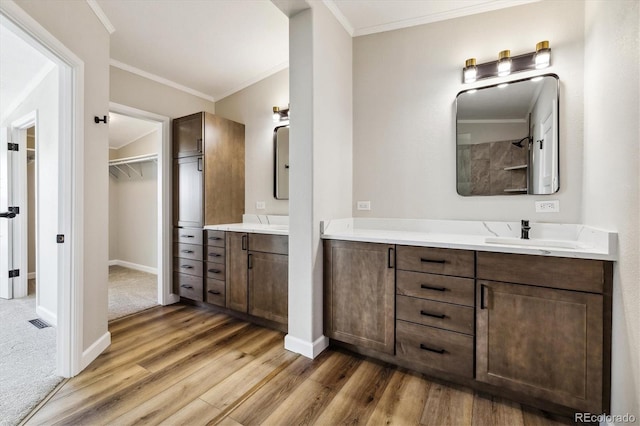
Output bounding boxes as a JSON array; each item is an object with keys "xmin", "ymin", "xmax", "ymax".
[
  {"xmin": 321, "ymin": 218, "xmax": 617, "ymax": 261},
  {"xmin": 204, "ymin": 214, "xmax": 289, "ymax": 236}
]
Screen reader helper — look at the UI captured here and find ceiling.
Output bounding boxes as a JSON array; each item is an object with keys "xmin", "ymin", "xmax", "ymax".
[
  {"xmin": 108, "ymin": 112, "xmax": 160, "ymax": 149},
  {"xmin": 91, "ymin": 0, "xmax": 538, "ymax": 104}
]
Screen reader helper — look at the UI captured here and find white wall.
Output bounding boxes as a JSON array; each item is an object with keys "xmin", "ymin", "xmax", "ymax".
[
  {"xmin": 109, "ymin": 131, "xmax": 159, "ymax": 270},
  {"xmin": 1, "ymin": 67, "xmax": 58, "ymax": 323},
  {"xmin": 14, "ymin": 0, "xmax": 111, "ymax": 356},
  {"xmin": 583, "ymin": 0, "xmax": 640, "ymax": 419},
  {"xmin": 353, "ymin": 0, "xmax": 584, "ymax": 222},
  {"xmin": 214, "ymin": 69, "xmax": 289, "ymax": 215}
]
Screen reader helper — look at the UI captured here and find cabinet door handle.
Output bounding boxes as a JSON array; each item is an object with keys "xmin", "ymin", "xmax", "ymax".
[
  {"xmin": 419, "ymin": 344, "xmax": 446, "ymax": 354},
  {"xmin": 180, "ymin": 234, "xmax": 195, "ymax": 238},
  {"xmin": 248, "ymin": 253, "xmax": 253, "ymax": 269},
  {"xmin": 208, "ymin": 269, "xmax": 222, "ymax": 274},
  {"xmin": 480, "ymin": 284, "xmax": 488, "ymax": 309},
  {"xmin": 420, "ymin": 284, "xmax": 447, "ymax": 292},
  {"xmin": 208, "ymin": 290, "xmax": 221, "ymax": 295},
  {"xmin": 197, "ymin": 157, "xmax": 203, "ymax": 172},
  {"xmin": 420, "ymin": 258, "xmax": 446, "ymax": 264},
  {"xmin": 180, "ymin": 284, "xmax": 193, "ymax": 290},
  {"xmin": 388, "ymin": 247, "xmax": 395, "ymax": 268},
  {"xmin": 181, "ymin": 250, "xmax": 194, "ymax": 254},
  {"xmin": 209, "ymin": 253, "xmax": 222, "ymax": 257},
  {"xmin": 242, "ymin": 234, "xmax": 247, "ymax": 251},
  {"xmin": 180, "ymin": 265, "xmax": 194, "ymax": 269},
  {"xmin": 420, "ymin": 310, "xmax": 446, "ymax": 319}
]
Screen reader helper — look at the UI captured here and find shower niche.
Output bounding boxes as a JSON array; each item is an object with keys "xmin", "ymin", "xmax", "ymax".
[{"xmin": 455, "ymin": 74, "xmax": 559, "ymax": 196}]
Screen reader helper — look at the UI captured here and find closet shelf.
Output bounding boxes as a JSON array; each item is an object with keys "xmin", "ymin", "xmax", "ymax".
[
  {"xmin": 109, "ymin": 153, "xmax": 157, "ymax": 179},
  {"xmin": 504, "ymin": 188, "xmax": 528, "ymax": 193},
  {"xmin": 504, "ymin": 164, "xmax": 528, "ymax": 171}
]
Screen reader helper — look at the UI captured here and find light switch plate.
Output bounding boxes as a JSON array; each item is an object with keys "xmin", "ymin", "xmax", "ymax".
[
  {"xmin": 256, "ymin": 201, "xmax": 266, "ymax": 210},
  {"xmin": 535, "ymin": 200, "xmax": 559, "ymax": 212},
  {"xmin": 357, "ymin": 201, "xmax": 371, "ymax": 211}
]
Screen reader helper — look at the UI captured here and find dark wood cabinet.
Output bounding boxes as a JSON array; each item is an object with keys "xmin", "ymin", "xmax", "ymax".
[
  {"xmin": 226, "ymin": 232, "xmax": 248, "ymax": 312},
  {"xmin": 323, "ymin": 240, "xmax": 395, "ymax": 355},
  {"xmin": 173, "ymin": 156, "xmax": 203, "ymax": 228},
  {"xmin": 248, "ymin": 251, "xmax": 288, "ymax": 324},
  {"xmin": 173, "ymin": 112, "xmax": 203, "ymax": 158}
]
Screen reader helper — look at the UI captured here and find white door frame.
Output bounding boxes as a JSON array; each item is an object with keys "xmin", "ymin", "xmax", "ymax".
[
  {"xmin": 109, "ymin": 102, "xmax": 178, "ymax": 306},
  {"xmin": 1, "ymin": 1, "xmax": 85, "ymax": 377},
  {"xmin": 10, "ymin": 110, "xmax": 37, "ymax": 300}
]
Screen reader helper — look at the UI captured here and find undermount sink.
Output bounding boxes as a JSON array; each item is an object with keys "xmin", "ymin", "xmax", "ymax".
[{"xmin": 484, "ymin": 237, "xmax": 586, "ymax": 250}]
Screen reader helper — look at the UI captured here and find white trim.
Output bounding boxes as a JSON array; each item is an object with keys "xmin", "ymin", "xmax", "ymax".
[
  {"xmin": 109, "ymin": 259, "xmax": 157, "ymax": 275},
  {"xmin": 85, "ymin": 0, "xmax": 115, "ymax": 35},
  {"xmin": 109, "ymin": 102, "xmax": 178, "ymax": 307},
  {"xmin": 110, "ymin": 59, "xmax": 216, "ymax": 103},
  {"xmin": 322, "ymin": 1, "xmax": 354, "ymax": 36},
  {"xmin": 36, "ymin": 305, "xmax": 57, "ymax": 327},
  {"xmin": 0, "ymin": 62, "xmax": 54, "ymax": 124},
  {"xmin": 80, "ymin": 331, "xmax": 111, "ymax": 370},
  {"xmin": 0, "ymin": 0, "xmax": 86, "ymax": 378},
  {"xmin": 284, "ymin": 334, "xmax": 329, "ymax": 359},
  {"xmin": 215, "ymin": 60, "xmax": 290, "ymax": 101}
]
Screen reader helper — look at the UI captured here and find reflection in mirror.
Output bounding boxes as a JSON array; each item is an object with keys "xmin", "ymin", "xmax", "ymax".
[
  {"xmin": 456, "ymin": 74, "xmax": 559, "ymax": 196},
  {"xmin": 274, "ymin": 125, "xmax": 289, "ymax": 200}
]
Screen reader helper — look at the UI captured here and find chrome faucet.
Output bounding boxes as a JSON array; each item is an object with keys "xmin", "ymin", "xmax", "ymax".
[{"xmin": 521, "ymin": 220, "xmax": 531, "ymax": 240}]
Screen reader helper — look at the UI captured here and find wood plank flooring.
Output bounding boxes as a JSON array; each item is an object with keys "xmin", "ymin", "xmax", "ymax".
[{"xmin": 25, "ymin": 304, "xmax": 572, "ymax": 426}]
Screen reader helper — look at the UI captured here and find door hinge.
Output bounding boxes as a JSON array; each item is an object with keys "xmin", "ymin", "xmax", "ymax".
[
  {"xmin": 8, "ymin": 143, "xmax": 18, "ymax": 151},
  {"xmin": 8, "ymin": 269, "xmax": 20, "ymax": 278},
  {"xmin": 56, "ymin": 234, "xmax": 65, "ymax": 244}
]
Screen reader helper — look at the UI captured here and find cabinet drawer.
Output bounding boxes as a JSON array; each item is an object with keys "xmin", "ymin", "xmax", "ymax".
[
  {"xmin": 249, "ymin": 233, "xmax": 288, "ymax": 255},
  {"xmin": 174, "ymin": 243, "xmax": 203, "ymax": 261},
  {"xmin": 173, "ymin": 257, "xmax": 203, "ymax": 277},
  {"xmin": 396, "ymin": 246, "xmax": 474, "ymax": 278},
  {"xmin": 206, "ymin": 230, "xmax": 226, "ymax": 247},
  {"xmin": 477, "ymin": 252, "xmax": 607, "ymax": 294},
  {"xmin": 396, "ymin": 270, "xmax": 474, "ymax": 307},
  {"xmin": 205, "ymin": 279, "xmax": 226, "ymax": 307},
  {"xmin": 206, "ymin": 262, "xmax": 225, "ymax": 280},
  {"xmin": 174, "ymin": 227, "xmax": 203, "ymax": 245},
  {"xmin": 396, "ymin": 320, "xmax": 473, "ymax": 378},
  {"xmin": 206, "ymin": 246, "xmax": 225, "ymax": 264},
  {"xmin": 396, "ymin": 295, "xmax": 474, "ymax": 335},
  {"xmin": 174, "ymin": 272, "xmax": 203, "ymax": 301}
]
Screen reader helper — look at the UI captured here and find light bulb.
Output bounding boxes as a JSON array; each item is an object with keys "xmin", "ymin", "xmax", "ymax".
[
  {"xmin": 497, "ymin": 50, "xmax": 511, "ymax": 77},
  {"xmin": 463, "ymin": 58, "xmax": 477, "ymax": 84}
]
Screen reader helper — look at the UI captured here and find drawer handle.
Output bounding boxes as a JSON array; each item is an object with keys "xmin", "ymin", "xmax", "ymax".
[
  {"xmin": 181, "ymin": 250, "xmax": 194, "ymax": 254},
  {"xmin": 180, "ymin": 234, "xmax": 195, "ymax": 238},
  {"xmin": 420, "ymin": 258, "xmax": 446, "ymax": 264},
  {"xmin": 180, "ymin": 285, "xmax": 194, "ymax": 290},
  {"xmin": 242, "ymin": 234, "xmax": 247, "ymax": 251},
  {"xmin": 209, "ymin": 236, "xmax": 222, "ymax": 241},
  {"xmin": 420, "ymin": 284, "xmax": 446, "ymax": 292},
  {"xmin": 209, "ymin": 253, "xmax": 222, "ymax": 257},
  {"xmin": 208, "ymin": 290, "xmax": 221, "ymax": 295},
  {"xmin": 420, "ymin": 344, "xmax": 446, "ymax": 354},
  {"xmin": 180, "ymin": 265, "xmax": 194, "ymax": 269},
  {"xmin": 208, "ymin": 269, "xmax": 222, "ymax": 274},
  {"xmin": 420, "ymin": 310, "xmax": 446, "ymax": 319},
  {"xmin": 388, "ymin": 248, "xmax": 395, "ymax": 269}
]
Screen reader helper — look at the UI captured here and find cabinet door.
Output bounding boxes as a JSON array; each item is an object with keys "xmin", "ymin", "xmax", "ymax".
[
  {"xmin": 173, "ymin": 157, "xmax": 203, "ymax": 227},
  {"xmin": 324, "ymin": 240, "xmax": 395, "ymax": 354},
  {"xmin": 173, "ymin": 112, "xmax": 203, "ymax": 158},
  {"xmin": 226, "ymin": 232, "xmax": 248, "ymax": 312},
  {"xmin": 248, "ymin": 251, "xmax": 288, "ymax": 325},
  {"xmin": 476, "ymin": 280, "xmax": 604, "ymax": 412}
]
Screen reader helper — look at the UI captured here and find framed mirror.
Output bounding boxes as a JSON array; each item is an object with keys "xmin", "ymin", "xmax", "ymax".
[
  {"xmin": 274, "ymin": 125, "xmax": 289, "ymax": 199},
  {"xmin": 456, "ymin": 74, "xmax": 559, "ymax": 196}
]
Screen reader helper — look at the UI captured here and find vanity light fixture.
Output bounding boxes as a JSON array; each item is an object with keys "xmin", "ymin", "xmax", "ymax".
[
  {"xmin": 461, "ymin": 40, "xmax": 551, "ymax": 84},
  {"xmin": 272, "ymin": 105, "xmax": 289, "ymax": 123}
]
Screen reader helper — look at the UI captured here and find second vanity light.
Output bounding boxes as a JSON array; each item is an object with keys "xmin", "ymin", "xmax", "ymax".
[{"xmin": 463, "ymin": 40, "xmax": 551, "ymax": 84}]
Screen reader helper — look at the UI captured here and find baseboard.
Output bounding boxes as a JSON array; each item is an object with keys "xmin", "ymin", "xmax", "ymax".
[
  {"xmin": 28, "ymin": 272, "xmax": 36, "ymax": 280},
  {"xmin": 36, "ymin": 305, "xmax": 57, "ymax": 327},
  {"xmin": 109, "ymin": 259, "xmax": 157, "ymax": 275},
  {"xmin": 284, "ymin": 334, "xmax": 329, "ymax": 359},
  {"xmin": 81, "ymin": 331, "xmax": 111, "ymax": 370}
]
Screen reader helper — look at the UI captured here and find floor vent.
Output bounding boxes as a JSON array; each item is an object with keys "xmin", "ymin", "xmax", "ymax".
[{"xmin": 28, "ymin": 318, "xmax": 51, "ymax": 329}]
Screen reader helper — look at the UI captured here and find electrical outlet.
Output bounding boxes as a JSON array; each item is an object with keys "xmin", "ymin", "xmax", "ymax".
[
  {"xmin": 535, "ymin": 200, "xmax": 559, "ymax": 213},
  {"xmin": 256, "ymin": 201, "xmax": 266, "ymax": 210},
  {"xmin": 357, "ymin": 201, "xmax": 371, "ymax": 211}
]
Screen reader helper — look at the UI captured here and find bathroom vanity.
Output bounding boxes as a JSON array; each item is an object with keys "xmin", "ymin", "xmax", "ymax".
[{"xmin": 322, "ymin": 218, "xmax": 615, "ymax": 417}]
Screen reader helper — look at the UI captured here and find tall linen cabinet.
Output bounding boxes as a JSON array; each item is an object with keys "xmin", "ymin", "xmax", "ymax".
[{"xmin": 173, "ymin": 112, "xmax": 245, "ymax": 301}]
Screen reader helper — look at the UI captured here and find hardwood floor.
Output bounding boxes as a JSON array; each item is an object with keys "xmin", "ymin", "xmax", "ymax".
[{"xmin": 26, "ymin": 304, "xmax": 571, "ymax": 426}]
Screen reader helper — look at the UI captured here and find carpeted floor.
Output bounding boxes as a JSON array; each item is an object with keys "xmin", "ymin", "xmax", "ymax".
[
  {"xmin": 108, "ymin": 265, "xmax": 158, "ymax": 321},
  {"xmin": 0, "ymin": 280, "xmax": 61, "ymax": 426}
]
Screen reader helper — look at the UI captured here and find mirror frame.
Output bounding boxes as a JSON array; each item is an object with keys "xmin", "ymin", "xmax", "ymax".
[
  {"xmin": 455, "ymin": 73, "xmax": 560, "ymax": 196},
  {"xmin": 273, "ymin": 125, "xmax": 289, "ymax": 200}
]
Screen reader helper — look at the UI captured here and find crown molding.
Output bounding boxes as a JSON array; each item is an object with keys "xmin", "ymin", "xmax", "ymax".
[
  {"xmin": 322, "ymin": 0, "xmax": 354, "ymax": 36},
  {"xmin": 215, "ymin": 60, "xmax": 289, "ymax": 102},
  {"xmin": 86, "ymin": 0, "xmax": 115, "ymax": 35}
]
